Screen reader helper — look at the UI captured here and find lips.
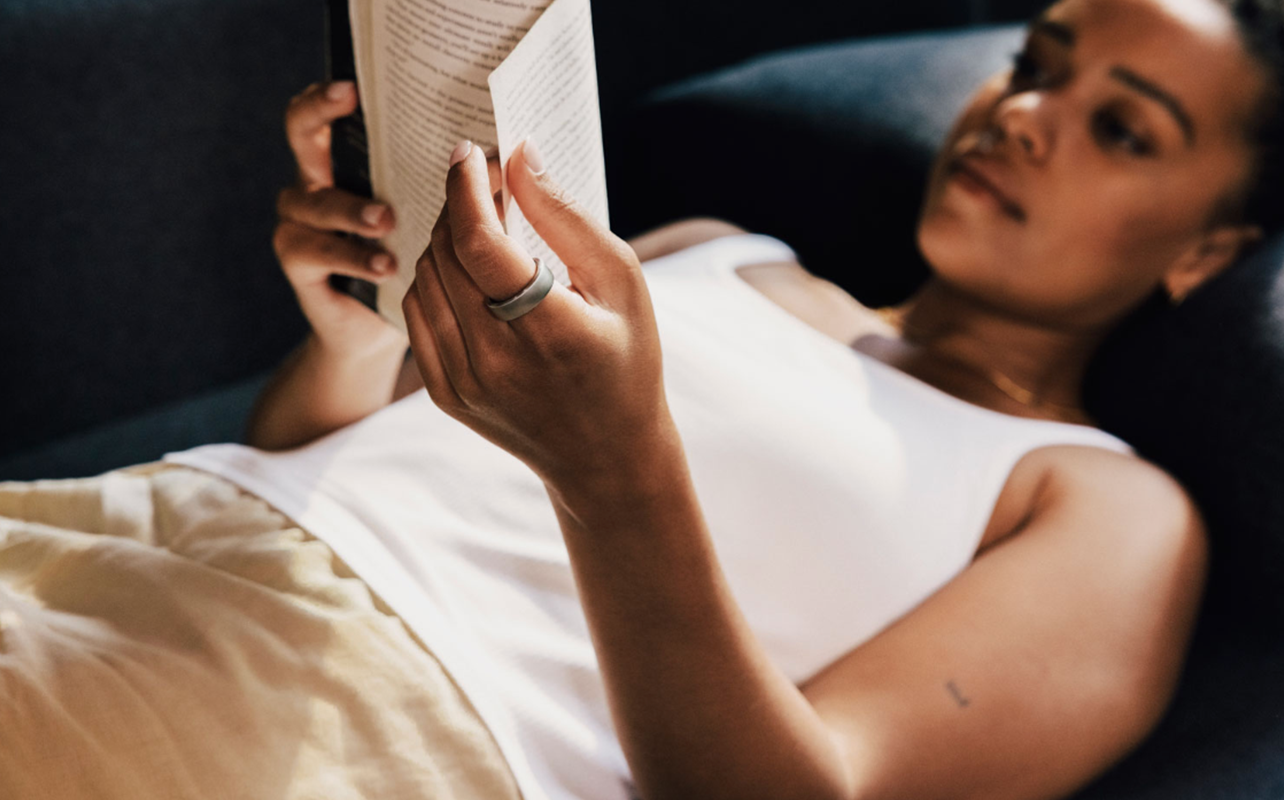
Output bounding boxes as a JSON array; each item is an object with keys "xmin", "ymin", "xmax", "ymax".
[{"xmin": 947, "ymin": 156, "xmax": 1027, "ymax": 223}]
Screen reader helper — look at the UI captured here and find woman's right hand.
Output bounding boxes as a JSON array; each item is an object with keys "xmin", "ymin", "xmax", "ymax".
[{"xmin": 273, "ymin": 80, "xmax": 407, "ymax": 359}]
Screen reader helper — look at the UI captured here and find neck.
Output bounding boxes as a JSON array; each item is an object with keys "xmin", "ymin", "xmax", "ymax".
[{"xmin": 893, "ymin": 279, "xmax": 1111, "ymax": 421}]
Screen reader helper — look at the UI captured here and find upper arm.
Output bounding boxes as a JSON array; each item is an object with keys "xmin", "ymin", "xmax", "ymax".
[{"xmin": 801, "ymin": 447, "xmax": 1208, "ymax": 800}]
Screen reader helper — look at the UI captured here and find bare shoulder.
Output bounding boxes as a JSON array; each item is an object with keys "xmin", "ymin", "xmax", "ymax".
[
  {"xmin": 1022, "ymin": 444, "xmax": 1205, "ymax": 543},
  {"xmin": 994, "ymin": 443, "xmax": 1208, "ymax": 579},
  {"xmin": 1012, "ymin": 444, "xmax": 1209, "ymax": 703},
  {"xmin": 1001, "ymin": 444, "xmax": 1209, "ymax": 701}
]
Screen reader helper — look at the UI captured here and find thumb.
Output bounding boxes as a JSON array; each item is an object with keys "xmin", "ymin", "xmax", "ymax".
[{"xmin": 507, "ymin": 138, "xmax": 639, "ymax": 298}]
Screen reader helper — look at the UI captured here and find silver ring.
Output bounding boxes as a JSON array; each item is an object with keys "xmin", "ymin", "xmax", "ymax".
[{"xmin": 485, "ymin": 257, "xmax": 554, "ymax": 321}]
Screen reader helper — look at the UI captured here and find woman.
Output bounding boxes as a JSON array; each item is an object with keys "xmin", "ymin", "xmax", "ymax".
[{"xmin": 0, "ymin": 0, "xmax": 1277, "ymax": 797}]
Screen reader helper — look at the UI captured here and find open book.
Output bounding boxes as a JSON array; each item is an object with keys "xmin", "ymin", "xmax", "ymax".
[{"xmin": 325, "ymin": 0, "xmax": 609, "ymax": 331}]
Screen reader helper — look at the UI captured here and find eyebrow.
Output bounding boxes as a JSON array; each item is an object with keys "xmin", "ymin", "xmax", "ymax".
[
  {"xmin": 1027, "ymin": 15, "xmax": 1197, "ymax": 148},
  {"xmin": 1108, "ymin": 67, "xmax": 1196, "ymax": 147},
  {"xmin": 1030, "ymin": 17, "xmax": 1075, "ymax": 47}
]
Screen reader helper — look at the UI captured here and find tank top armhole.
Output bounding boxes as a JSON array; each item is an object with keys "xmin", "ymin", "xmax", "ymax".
[{"xmin": 960, "ymin": 426, "xmax": 1136, "ymax": 562}]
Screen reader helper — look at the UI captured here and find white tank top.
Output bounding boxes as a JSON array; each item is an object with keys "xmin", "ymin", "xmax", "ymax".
[{"xmin": 168, "ymin": 233, "xmax": 1131, "ymax": 800}]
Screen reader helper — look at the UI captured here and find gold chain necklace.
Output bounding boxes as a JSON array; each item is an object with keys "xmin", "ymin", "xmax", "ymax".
[{"xmin": 873, "ymin": 306, "xmax": 1088, "ymax": 423}]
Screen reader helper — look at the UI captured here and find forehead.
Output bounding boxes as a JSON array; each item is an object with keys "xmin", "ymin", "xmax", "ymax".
[{"xmin": 1041, "ymin": 0, "xmax": 1268, "ymax": 146}]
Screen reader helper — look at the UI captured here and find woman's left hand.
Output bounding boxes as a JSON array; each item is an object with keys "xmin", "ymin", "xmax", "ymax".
[{"xmin": 402, "ymin": 139, "xmax": 673, "ymax": 495}]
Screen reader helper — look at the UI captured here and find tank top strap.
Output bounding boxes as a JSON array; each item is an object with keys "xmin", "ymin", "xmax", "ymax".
[{"xmin": 641, "ymin": 232, "xmax": 800, "ymax": 278}]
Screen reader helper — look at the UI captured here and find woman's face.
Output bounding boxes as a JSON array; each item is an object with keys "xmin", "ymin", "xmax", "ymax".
[{"xmin": 917, "ymin": 0, "xmax": 1269, "ymax": 329}]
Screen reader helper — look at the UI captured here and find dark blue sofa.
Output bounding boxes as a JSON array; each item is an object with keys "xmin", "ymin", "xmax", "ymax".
[{"xmin": 3, "ymin": 1, "xmax": 1282, "ymax": 797}]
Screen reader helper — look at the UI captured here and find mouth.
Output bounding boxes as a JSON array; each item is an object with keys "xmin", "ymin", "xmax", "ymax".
[{"xmin": 946, "ymin": 157, "xmax": 1027, "ymax": 223}]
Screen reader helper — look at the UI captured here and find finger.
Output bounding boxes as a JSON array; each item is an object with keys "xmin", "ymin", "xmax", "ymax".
[
  {"xmin": 444, "ymin": 140, "xmax": 535, "ymax": 301},
  {"xmin": 277, "ymin": 186, "xmax": 395, "ymax": 237},
  {"xmin": 413, "ymin": 245, "xmax": 476, "ymax": 397},
  {"xmin": 285, "ymin": 81, "xmax": 359, "ymax": 189},
  {"xmin": 402, "ymin": 282, "xmax": 464, "ymax": 411},
  {"xmin": 273, "ymin": 220, "xmax": 397, "ymax": 284},
  {"xmin": 506, "ymin": 137, "xmax": 641, "ymax": 300},
  {"xmin": 430, "ymin": 211, "xmax": 511, "ymax": 347}
]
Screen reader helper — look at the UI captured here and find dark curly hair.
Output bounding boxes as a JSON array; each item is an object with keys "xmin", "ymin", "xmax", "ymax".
[{"xmin": 1213, "ymin": 0, "xmax": 1284, "ymax": 234}]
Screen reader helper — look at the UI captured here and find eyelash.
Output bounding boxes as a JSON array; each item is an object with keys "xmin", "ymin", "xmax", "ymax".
[
  {"xmin": 1009, "ymin": 51, "xmax": 1047, "ymax": 86},
  {"xmin": 1006, "ymin": 50, "xmax": 1154, "ymax": 158}
]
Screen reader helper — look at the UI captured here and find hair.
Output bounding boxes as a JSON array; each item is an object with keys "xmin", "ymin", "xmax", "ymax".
[{"xmin": 1211, "ymin": 0, "xmax": 1284, "ymax": 234}]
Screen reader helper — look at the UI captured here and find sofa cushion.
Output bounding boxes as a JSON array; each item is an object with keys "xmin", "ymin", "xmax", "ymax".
[
  {"xmin": 0, "ymin": 0, "xmax": 316, "ymax": 457},
  {"xmin": 0, "ymin": 373, "xmax": 268, "ymax": 482}
]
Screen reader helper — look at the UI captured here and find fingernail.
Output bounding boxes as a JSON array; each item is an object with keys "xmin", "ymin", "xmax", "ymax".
[
  {"xmin": 449, "ymin": 139, "xmax": 472, "ymax": 166},
  {"xmin": 362, "ymin": 204, "xmax": 387, "ymax": 227},
  {"xmin": 522, "ymin": 137, "xmax": 545, "ymax": 175},
  {"xmin": 483, "ymin": 144, "xmax": 499, "ymax": 159},
  {"xmin": 327, "ymin": 81, "xmax": 353, "ymax": 101},
  {"xmin": 370, "ymin": 253, "xmax": 395, "ymax": 274}
]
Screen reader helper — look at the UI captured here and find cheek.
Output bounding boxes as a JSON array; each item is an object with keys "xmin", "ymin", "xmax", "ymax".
[
  {"xmin": 1044, "ymin": 178, "xmax": 1197, "ymax": 288},
  {"xmin": 915, "ymin": 173, "xmax": 1194, "ymax": 323}
]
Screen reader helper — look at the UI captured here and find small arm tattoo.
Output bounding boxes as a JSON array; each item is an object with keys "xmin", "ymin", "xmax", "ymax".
[{"xmin": 945, "ymin": 680, "xmax": 971, "ymax": 708}]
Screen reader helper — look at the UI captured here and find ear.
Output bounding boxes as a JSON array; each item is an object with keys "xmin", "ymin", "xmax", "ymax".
[{"xmin": 1163, "ymin": 223, "xmax": 1264, "ymax": 303}]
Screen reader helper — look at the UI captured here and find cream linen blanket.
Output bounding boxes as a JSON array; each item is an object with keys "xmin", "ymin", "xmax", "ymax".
[{"xmin": 0, "ymin": 463, "xmax": 522, "ymax": 800}]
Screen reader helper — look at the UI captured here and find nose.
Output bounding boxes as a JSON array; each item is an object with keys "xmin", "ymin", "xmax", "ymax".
[{"xmin": 990, "ymin": 91, "xmax": 1052, "ymax": 162}]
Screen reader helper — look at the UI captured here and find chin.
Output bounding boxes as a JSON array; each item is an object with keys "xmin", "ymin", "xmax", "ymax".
[
  {"xmin": 915, "ymin": 210, "xmax": 1043, "ymax": 316},
  {"xmin": 916, "ymin": 203, "xmax": 986, "ymax": 283}
]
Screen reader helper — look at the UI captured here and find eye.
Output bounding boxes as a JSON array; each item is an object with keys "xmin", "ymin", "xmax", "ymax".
[
  {"xmin": 1008, "ymin": 50, "xmax": 1049, "ymax": 89},
  {"xmin": 1092, "ymin": 109, "xmax": 1154, "ymax": 156}
]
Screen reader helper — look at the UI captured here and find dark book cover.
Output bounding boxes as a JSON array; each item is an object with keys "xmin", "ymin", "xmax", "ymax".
[{"xmin": 325, "ymin": 0, "xmax": 379, "ymax": 312}]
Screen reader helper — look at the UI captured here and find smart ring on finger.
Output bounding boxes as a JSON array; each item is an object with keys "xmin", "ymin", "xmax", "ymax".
[{"xmin": 486, "ymin": 258, "xmax": 555, "ymax": 321}]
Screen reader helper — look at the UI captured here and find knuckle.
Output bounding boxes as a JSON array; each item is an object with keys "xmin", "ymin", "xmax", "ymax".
[
  {"xmin": 284, "ymin": 85, "xmax": 322, "ymax": 135},
  {"xmin": 284, "ymin": 98, "xmax": 306, "ymax": 131},
  {"xmin": 454, "ymin": 228, "xmax": 494, "ymax": 264},
  {"xmin": 288, "ymin": 83, "xmax": 320, "ymax": 109},
  {"xmin": 453, "ymin": 375, "xmax": 484, "ymax": 406},
  {"xmin": 545, "ymin": 186, "xmax": 577, "ymax": 217},
  {"xmin": 612, "ymin": 239, "xmax": 642, "ymax": 272},
  {"xmin": 275, "ymin": 187, "xmax": 297, "ymax": 219},
  {"xmin": 314, "ymin": 233, "xmax": 346, "ymax": 262},
  {"xmin": 271, "ymin": 223, "xmax": 294, "ymax": 260},
  {"xmin": 431, "ymin": 218, "xmax": 454, "ymax": 255},
  {"xmin": 310, "ymin": 188, "xmax": 340, "ymax": 222},
  {"xmin": 423, "ymin": 379, "xmax": 457, "ymax": 413},
  {"xmin": 415, "ymin": 248, "xmax": 435, "ymax": 278},
  {"xmin": 340, "ymin": 192, "xmax": 367, "ymax": 223},
  {"xmin": 320, "ymin": 188, "xmax": 360, "ymax": 228},
  {"xmin": 470, "ymin": 345, "xmax": 505, "ymax": 383},
  {"xmin": 532, "ymin": 325, "xmax": 579, "ymax": 363}
]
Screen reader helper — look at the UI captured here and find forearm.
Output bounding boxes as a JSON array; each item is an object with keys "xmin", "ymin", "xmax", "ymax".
[
  {"xmin": 245, "ymin": 332, "xmax": 407, "ymax": 451},
  {"xmin": 547, "ymin": 426, "xmax": 856, "ymax": 800}
]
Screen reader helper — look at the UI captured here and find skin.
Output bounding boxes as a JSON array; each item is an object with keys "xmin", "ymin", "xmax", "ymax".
[
  {"xmin": 249, "ymin": 0, "xmax": 1267, "ymax": 797},
  {"xmin": 248, "ymin": 81, "xmax": 409, "ymax": 451}
]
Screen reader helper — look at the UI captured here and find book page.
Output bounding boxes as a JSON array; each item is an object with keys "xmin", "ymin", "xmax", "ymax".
[
  {"xmin": 487, "ymin": 0, "xmax": 608, "ymax": 287},
  {"xmin": 352, "ymin": 0, "xmax": 549, "ymax": 328}
]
